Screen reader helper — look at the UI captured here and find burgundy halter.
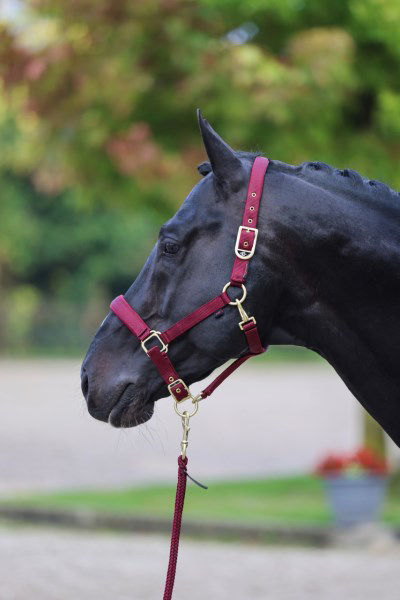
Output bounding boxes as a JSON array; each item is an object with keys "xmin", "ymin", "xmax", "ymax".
[
  {"xmin": 110, "ymin": 156, "xmax": 269, "ymax": 599},
  {"xmin": 110, "ymin": 156, "xmax": 269, "ymax": 403}
]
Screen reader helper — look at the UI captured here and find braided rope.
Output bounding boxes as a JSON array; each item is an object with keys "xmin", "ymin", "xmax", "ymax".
[{"xmin": 163, "ymin": 455, "xmax": 188, "ymax": 600}]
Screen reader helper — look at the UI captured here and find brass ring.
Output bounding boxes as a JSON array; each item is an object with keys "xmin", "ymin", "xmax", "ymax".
[
  {"xmin": 174, "ymin": 398, "xmax": 199, "ymax": 418},
  {"xmin": 222, "ymin": 282, "xmax": 247, "ymax": 305}
]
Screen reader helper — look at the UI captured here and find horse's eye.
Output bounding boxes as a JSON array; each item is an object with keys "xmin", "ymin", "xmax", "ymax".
[{"xmin": 164, "ymin": 242, "xmax": 180, "ymax": 255}]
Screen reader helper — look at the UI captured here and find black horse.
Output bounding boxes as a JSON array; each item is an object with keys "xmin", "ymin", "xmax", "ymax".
[{"xmin": 81, "ymin": 111, "xmax": 400, "ymax": 448}]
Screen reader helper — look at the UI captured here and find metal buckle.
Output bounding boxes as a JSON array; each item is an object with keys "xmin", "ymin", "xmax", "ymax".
[
  {"xmin": 141, "ymin": 330, "xmax": 168, "ymax": 354},
  {"xmin": 235, "ymin": 226, "xmax": 258, "ymax": 260},
  {"xmin": 168, "ymin": 378, "xmax": 190, "ymax": 402},
  {"xmin": 239, "ymin": 316, "xmax": 256, "ymax": 330}
]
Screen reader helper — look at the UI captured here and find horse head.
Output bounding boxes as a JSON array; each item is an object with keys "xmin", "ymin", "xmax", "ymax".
[
  {"xmin": 81, "ymin": 111, "xmax": 400, "ymax": 448},
  {"xmin": 81, "ymin": 111, "xmax": 280, "ymax": 427}
]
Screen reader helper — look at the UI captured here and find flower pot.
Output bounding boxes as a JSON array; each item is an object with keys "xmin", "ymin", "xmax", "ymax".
[{"xmin": 323, "ymin": 475, "xmax": 387, "ymax": 527}]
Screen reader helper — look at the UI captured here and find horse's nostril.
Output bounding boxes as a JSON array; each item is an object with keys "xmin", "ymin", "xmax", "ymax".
[{"xmin": 81, "ymin": 370, "xmax": 89, "ymax": 399}]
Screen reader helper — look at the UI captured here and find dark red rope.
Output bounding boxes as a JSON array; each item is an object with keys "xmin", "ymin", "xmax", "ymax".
[{"xmin": 163, "ymin": 455, "xmax": 188, "ymax": 600}]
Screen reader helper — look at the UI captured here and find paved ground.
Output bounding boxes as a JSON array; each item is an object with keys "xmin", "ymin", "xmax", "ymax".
[
  {"xmin": 0, "ymin": 358, "xmax": 375, "ymax": 493},
  {"xmin": 0, "ymin": 525, "xmax": 399, "ymax": 600}
]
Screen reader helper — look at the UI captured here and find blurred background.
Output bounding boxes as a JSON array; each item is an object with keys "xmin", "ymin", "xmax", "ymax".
[
  {"xmin": 1, "ymin": 1, "xmax": 400, "ymax": 598},
  {"xmin": 2, "ymin": 0, "xmax": 400, "ymax": 355}
]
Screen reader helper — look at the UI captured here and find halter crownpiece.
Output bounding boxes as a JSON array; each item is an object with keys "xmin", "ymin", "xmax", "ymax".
[{"xmin": 110, "ymin": 155, "xmax": 269, "ymax": 404}]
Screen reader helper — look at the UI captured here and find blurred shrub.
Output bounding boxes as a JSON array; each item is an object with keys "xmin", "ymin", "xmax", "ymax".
[
  {"xmin": 0, "ymin": 171, "xmax": 163, "ymax": 352},
  {"xmin": 4, "ymin": 284, "xmax": 39, "ymax": 351}
]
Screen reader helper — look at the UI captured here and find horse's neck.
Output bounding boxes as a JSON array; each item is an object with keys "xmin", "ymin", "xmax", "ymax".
[{"xmin": 264, "ymin": 169, "xmax": 400, "ymax": 445}]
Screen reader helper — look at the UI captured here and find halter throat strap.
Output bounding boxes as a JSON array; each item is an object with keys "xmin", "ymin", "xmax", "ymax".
[{"xmin": 110, "ymin": 156, "xmax": 269, "ymax": 403}]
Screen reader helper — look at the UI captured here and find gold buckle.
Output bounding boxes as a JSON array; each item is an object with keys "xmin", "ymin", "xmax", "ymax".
[
  {"xmin": 168, "ymin": 378, "xmax": 190, "ymax": 402},
  {"xmin": 239, "ymin": 316, "xmax": 256, "ymax": 330},
  {"xmin": 141, "ymin": 330, "xmax": 168, "ymax": 354},
  {"xmin": 235, "ymin": 226, "xmax": 258, "ymax": 260}
]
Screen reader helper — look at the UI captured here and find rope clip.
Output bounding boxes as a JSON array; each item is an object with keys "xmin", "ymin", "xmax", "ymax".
[
  {"xmin": 180, "ymin": 411, "xmax": 190, "ymax": 460},
  {"xmin": 235, "ymin": 298, "xmax": 257, "ymax": 331}
]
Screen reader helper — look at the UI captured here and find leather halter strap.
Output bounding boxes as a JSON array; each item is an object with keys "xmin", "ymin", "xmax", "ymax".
[
  {"xmin": 110, "ymin": 156, "xmax": 269, "ymax": 403},
  {"xmin": 231, "ymin": 156, "xmax": 269, "ymax": 285},
  {"xmin": 160, "ymin": 292, "xmax": 230, "ymax": 344}
]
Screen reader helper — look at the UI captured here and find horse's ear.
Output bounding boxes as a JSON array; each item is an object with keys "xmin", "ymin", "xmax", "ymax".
[
  {"xmin": 197, "ymin": 161, "xmax": 212, "ymax": 177},
  {"xmin": 197, "ymin": 109, "xmax": 243, "ymax": 188}
]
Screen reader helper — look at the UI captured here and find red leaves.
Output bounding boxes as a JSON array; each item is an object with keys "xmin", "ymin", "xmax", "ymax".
[
  {"xmin": 106, "ymin": 123, "xmax": 173, "ymax": 180},
  {"xmin": 106, "ymin": 123, "xmax": 160, "ymax": 175},
  {"xmin": 315, "ymin": 447, "xmax": 388, "ymax": 477}
]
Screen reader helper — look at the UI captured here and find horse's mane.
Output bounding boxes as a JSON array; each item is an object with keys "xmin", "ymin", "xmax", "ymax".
[
  {"xmin": 200, "ymin": 151, "xmax": 399, "ymax": 203},
  {"xmin": 299, "ymin": 160, "xmax": 399, "ymax": 202}
]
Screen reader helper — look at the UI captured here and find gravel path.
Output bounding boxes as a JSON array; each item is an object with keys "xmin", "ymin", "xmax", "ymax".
[
  {"xmin": 1, "ymin": 358, "xmax": 398, "ymax": 494},
  {"xmin": 0, "ymin": 526, "xmax": 399, "ymax": 600}
]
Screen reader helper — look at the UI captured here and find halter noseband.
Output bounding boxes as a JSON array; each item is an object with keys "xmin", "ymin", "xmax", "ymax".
[{"xmin": 110, "ymin": 156, "xmax": 269, "ymax": 405}]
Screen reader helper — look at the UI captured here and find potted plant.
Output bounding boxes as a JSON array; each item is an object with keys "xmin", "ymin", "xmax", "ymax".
[{"xmin": 315, "ymin": 448, "xmax": 388, "ymax": 527}]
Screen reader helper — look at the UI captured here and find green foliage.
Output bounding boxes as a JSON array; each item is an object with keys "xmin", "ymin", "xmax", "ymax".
[
  {"xmin": 0, "ymin": 0, "xmax": 399, "ymax": 352},
  {"xmin": 0, "ymin": 172, "xmax": 164, "ymax": 351}
]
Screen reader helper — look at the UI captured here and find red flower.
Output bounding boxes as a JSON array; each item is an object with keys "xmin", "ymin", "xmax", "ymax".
[
  {"xmin": 315, "ymin": 454, "xmax": 346, "ymax": 476},
  {"xmin": 352, "ymin": 448, "xmax": 388, "ymax": 475},
  {"xmin": 315, "ymin": 447, "xmax": 388, "ymax": 476}
]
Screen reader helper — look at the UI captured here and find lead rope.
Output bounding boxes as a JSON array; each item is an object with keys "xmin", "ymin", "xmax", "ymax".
[
  {"xmin": 163, "ymin": 453, "xmax": 188, "ymax": 600},
  {"xmin": 162, "ymin": 297, "xmax": 256, "ymax": 598},
  {"xmin": 163, "ymin": 404, "xmax": 205, "ymax": 600}
]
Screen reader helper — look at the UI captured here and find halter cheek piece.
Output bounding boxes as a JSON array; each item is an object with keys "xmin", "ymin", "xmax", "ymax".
[{"xmin": 110, "ymin": 156, "xmax": 269, "ymax": 405}]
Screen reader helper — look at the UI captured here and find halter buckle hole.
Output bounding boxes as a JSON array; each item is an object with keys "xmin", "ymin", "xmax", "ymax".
[
  {"xmin": 234, "ymin": 226, "xmax": 258, "ymax": 260},
  {"xmin": 168, "ymin": 379, "xmax": 191, "ymax": 403}
]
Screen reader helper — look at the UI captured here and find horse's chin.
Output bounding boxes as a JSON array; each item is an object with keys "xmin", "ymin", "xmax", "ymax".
[{"xmin": 108, "ymin": 385, "xmax": 154, "ymax": 428}]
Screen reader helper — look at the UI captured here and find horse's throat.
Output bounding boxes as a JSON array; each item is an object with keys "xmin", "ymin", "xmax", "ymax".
[{"xmin": 273, "ymin": 263, "xmax": 400, "ymax": 448}]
